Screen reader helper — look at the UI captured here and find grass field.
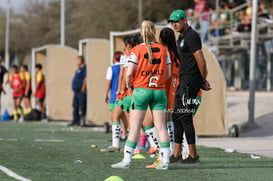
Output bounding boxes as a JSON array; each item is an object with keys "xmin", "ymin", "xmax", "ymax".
[{"xmin": 0, "ymin": 122, "xmax": 272, "ymax": 181}]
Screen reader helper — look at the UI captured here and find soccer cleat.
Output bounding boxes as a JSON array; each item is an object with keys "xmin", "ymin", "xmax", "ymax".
[
  {"xmin": 181, "ymin": 155, "xmax": 200, "ymax": 164},
  {"xmin": 150, "ymin": 152, "xmax": 158, "ymax": 158},
  {"xmin": 111, "ymin": 161, "xmax": 131, "ymax": 169},
  {"xmin": 18, "ymin": 117, "xmax": 24, "ymax": 123},
  {"xmin": 155, "ymin": 162, "xmax": 169, "ymax": 170},
  {"xmin": 100, "ymin": 146, "xmax": 120, "ymax": 152},
  {"xmin": 134, "ymin": 148, "xmax": 142, "ymax": 155},
  {"xmin": 146, "ymin": 156, "xmax": 161, "ymax": 169},
  {"xmin": 146, "ymin": 146, "xmax": 158, "ymax": 154},
  {"xmin": 169, "ymin": 155, "xmax": 182, "ymax": 163}
]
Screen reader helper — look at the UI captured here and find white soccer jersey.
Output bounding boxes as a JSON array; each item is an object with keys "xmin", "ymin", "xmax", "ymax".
[{"xmin": 120, "ymin": 54, "xmax": 129, "ymax": 68}]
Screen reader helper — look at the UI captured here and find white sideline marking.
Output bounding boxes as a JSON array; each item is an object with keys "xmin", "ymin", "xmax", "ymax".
[
  {"xmin": 34, "ymin": 129, "xmax": 55, "ymax": 132},
  {"xmin": 34, "ymin": 139, "xmax": 64, "ymax": 142},
  {"xmin": 0, "ymin": 165, "xmax": 31, "ymax": 181},
  {"xmin": 0, "ymin": 138, "xmax": 18, "ymax": 141}
]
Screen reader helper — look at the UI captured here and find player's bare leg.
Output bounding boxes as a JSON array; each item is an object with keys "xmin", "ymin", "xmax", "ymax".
[
  {"xmin": 111, "ymin": 110, "xmax": 145, "ymax": 169},
  {"xmin": 120, "ymin": 113, "xmax": 128, "ymax": 140},
  {"xmin": 16, "ymin": 98, "xmax": 24, "ymax": 122},
  {"xmin": 13, "ymin": 99, "xmax": 18, "ymax": 121}
]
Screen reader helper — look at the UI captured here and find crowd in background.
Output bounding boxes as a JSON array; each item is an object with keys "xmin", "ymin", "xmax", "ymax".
[{"xmin": 184, "ymin": 0, "xmax": 273, "ymax": 43}]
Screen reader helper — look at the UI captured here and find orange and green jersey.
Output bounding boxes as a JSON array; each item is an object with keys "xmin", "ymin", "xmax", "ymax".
[
  {"xmin": 166, "ymin": 51, "xmax": 180, "ymax": 110},
  {"xmin": 128, "ymin": 43, "xmax": 171, "ymax": 90},
  {"xmin": 118, "ymin": 52, "xmax": 134, "ymax": 99}
]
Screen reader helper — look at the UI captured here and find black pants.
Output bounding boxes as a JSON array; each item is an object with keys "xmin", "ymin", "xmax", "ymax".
[
  {"xmin": 172, "ymin": 81, "xmax": 201, "ymax": 145},
  {"xmin": 73, "ymin": 92, "xmax": 87, "ymax": 124}
]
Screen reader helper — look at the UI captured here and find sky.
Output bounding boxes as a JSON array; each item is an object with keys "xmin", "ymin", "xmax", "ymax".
[
  {"xmin": 0, "ymin": 0, "xmax": 28, "ymax": 13},
  {"xmin": 0, "ymin": 0, "xmax": 52, "ymax": 14}
]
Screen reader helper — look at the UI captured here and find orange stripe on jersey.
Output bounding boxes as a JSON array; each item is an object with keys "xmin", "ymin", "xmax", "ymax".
[
  {"xmin": 166, "ymin": 50, "xmax": 180, "ymax": 110},
  {"xmin": 130, "ymin": 43, "xmax": 168, "ymax": 90}
]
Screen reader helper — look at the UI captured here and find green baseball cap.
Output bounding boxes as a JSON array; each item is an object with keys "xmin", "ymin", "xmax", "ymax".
[{"xmin": 168, "ymin": 9, "xmax": 187, "ymax": 22}]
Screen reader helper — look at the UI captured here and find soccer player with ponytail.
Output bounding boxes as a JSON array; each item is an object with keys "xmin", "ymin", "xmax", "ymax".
[
  {"xmin": 146, "ymin": 27, "xmax": 181, "ymax": 168},
  {"xmin": 111, "ymin": 20, "xmax": 171, "ymax": 170}
]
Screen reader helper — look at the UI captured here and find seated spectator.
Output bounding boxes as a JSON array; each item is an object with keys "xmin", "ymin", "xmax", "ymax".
[
  {"xmin": 237, "ymin": 1, "xmax": 252, "ymax": 32},
  {"xmin": 237, "ymin": 1, "xmax": 272, "ymax": 33},
  {"xmin": 211, "ymin": 3, "xmax": 230, "ymax": 37},
  {"xmin": 234, "ymin": 10, "xmax": 245, "ymax": 24},
  {"xmin": 258, "ymin": 2, "xmax": 272, "ymax": 20}
]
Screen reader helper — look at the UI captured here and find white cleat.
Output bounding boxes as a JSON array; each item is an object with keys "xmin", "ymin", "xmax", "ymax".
[
  {"xmin": 155, "ymin": 162, "xmax": 169, "ymax": 170},
  {"xmin": 111, "ymin": 161, "xmax": 131, "ymax": 169}
]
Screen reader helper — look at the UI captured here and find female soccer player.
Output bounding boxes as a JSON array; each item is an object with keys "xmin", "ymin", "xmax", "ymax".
[
  {"xmin": 146, "ymin": 27, "xmax": 181, "ymax": 168},
  {"xmin": 160, "ymin": 27, "xmax": 180, "ymax": 156},
  {"xmin": 119, "ymin": 35, "xmax": 141, "ymax": 125},
  {"xmin": 146, "ymin": 28, "xmax": 203, "ymax": 167},
  {"xmin": 120, "ymin": 34, "xmax": 150, "ymax": 154},
  {"xmin": 111, "ymin": 20, "xmax": 171, "ymax": 170},
  {"xmin": 34, "ymin": 64, "xmax": 46, "ymax": 117},
  {"xmin": 101, "ymin": 36, "xmax": 139, "ymax": 152},
  {"xmin": 20, "ymin": 65, "xmax": 32, "ymax": 115},
  {"xmin": 102, "ymin": 51, "xmax": 125, "ymax": 152},
  {"xmin": 10, "ymin": 65, "xmax": 25, "ymax": 121}
]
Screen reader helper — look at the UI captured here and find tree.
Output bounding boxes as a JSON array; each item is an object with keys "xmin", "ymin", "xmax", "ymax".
[{"xmin": 0, "ymin": 0, "xmax": 194, "ymax": 63}]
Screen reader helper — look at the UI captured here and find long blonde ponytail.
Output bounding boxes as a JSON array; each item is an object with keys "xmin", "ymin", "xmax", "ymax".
[{"xmin": 141, "ymin": 20, "xmax": 157, "ymax": 64}]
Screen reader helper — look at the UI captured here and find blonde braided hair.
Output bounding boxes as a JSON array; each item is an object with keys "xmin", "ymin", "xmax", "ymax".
[{"xmin": 141, "ymin": 20, "xmax": 157, "ymax": 64}]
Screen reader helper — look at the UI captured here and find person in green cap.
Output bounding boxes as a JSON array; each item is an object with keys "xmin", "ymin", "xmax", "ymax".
[{"xmin": 168, "ymin": 9, "xmax": 211, "ymax": 164}]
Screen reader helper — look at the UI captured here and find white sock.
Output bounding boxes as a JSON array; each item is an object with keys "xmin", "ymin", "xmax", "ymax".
[
  {"xmin": 160, "ymin": 142, "xmax": 170, "ymax": 164},
  {"xmin": 144, "ymin": 126, "xmax": 160, "ymax": 150},
  {"xmin": 167, "ymin": 119, "xmax": 175, "ymax": 155},
  {"xmin": 112, "ymin": 122, "xmax": 121, "ymax": 148},
  {"xmin": 123, "ymin": 140, "xmax": 137, "ymax": 163}
]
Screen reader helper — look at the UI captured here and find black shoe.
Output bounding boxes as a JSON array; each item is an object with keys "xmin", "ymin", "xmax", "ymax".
[
  {"xmin": 68, "ymin": 122, "xmax": 80, "ymax": 126},
  {"xmin": 181, "ymin": 155, "xmax": 200, "ymax": 164},
  {"xmin": 170, "ymin": 155, "xmax": 182, "ymax": 163}
]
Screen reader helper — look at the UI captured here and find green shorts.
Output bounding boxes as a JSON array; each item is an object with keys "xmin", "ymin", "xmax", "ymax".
[
  {"xmin": 122, "ymin": 96, "xmax": 132, "ymax": 113},
  {"xmin": 109, "ymin": 103, "xmax": 115, "ymax": 111},
  {"xmin": 115, "ymin": 99, "xmax": 123, "ymax": 107},
  {"xmin": 131, "ymin": 88, "xmax": 167, "ymax": 111}
]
